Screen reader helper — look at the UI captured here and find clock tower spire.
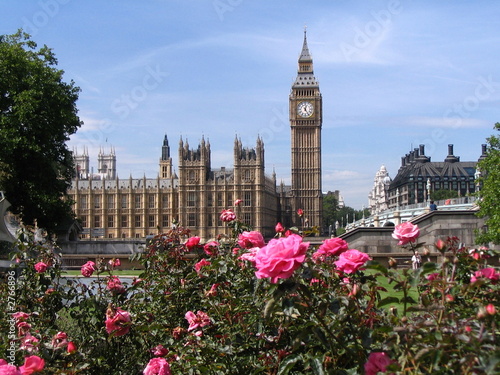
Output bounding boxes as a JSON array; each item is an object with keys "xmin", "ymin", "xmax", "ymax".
[{"xmin": 289, "ymin": 29, "xmax": 323, "ymax": 231}]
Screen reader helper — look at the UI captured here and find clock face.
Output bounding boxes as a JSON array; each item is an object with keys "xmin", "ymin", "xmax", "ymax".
[{"xmin": 297, "ymin": 101, "xmax": 314, "ymax": 117}]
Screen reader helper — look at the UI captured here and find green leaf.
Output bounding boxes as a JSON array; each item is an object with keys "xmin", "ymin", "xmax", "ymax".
[
  {"xmin": 309, "ymin": 356, "xmax": 325, "ymax": 375},
  {"xmin": 277, "ymin": 354, "xmax": 302, "ymax": 375},
  {"xmin": 378, "ymin": 296, "xmax": 400, "ymax": 307}
]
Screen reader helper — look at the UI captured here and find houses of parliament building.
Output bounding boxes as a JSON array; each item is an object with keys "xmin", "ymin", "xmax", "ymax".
[{"xmin": 68, "ymin": 31, "xmax": 324, "ymax": 240}]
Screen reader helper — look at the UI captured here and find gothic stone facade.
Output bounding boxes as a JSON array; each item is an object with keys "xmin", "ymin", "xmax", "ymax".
[{"xmin": 68, "ymin": 31, "xmax": 323, "ymax": 240}]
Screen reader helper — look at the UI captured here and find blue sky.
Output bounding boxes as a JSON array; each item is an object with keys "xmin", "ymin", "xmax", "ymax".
[{"xmin": 2, "ymin": 0, "xmax": 499, "ymax": 209}]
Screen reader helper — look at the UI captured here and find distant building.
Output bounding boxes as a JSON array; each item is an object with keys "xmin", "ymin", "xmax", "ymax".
[
  {"xmin": 368, "ymin": 165, "xmax": 391, "ymax": 214},
  {"xmin": 386, "ymin": 144, "xmax": 486, "ymax": 208},
  {"xmin": 68, "ymin": 31, "xmax": 325, "ymax": 240}
]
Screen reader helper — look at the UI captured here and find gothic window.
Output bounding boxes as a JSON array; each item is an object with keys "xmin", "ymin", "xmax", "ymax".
[
  {"xmin": 244, "ymin": 192, "xmax": 252, "ymax": 207},
  {"xmin": 121, "ymin": 216, "xmax": 127, "ymax": 227},
  {"xmin": 135, "ymin": 215, "xmax": 141, "ymax": 227},
  {"xmin": 217, "ymin": 193, "xmax": 223, "ymax": 207},
  {"xmin": 227, "ymin": 193, "xmax": 233, "ymax": 205},
  {"xmin": 107, "ymin": 196, "xmax": 115, "ymax": 209},
  {"xmin": 148, "ymin": 215, "xmax": 155, "ymax": 228},
  {"xmin": 162, "ymin": 215, "xmax": 169, "ymax": 227},
  {"xmin": 148, "ymin": 195, "xmax": 156, "ymax": 208},
  {"xmin": 207, "ymin": 214, "xmax": 213, "ymax": 227},
  {"xmin": 80, "ymin": 216, "xmax": 87, "ymax": 227},
  {"xmin": 162, "ymin": 195, "xmax": 168, "ymax": 209},
  {"xmin": 207, "ymin": 193, "xmax": 213, "ymax": 207},
  {"xmin": 93, "ymin": 196, "xmax": 101, "ymax": 209},
  {"xmin": 188, "ymin": 170, "xmax": 196, "ymax": 181},
  {"xmin": 121, "ymin": 196, "xmax": 127, "ymax": 209},
  {"xmin": 243, "ymin": 213, "xmax": 251, "ymax": 224},
  {"xmin": 80, "ymin": 196, "xmax": 88, "ymax": 209},
  {"xmin": 107, "ymin": 215, "xmax": 114, "ymax": 228},
  {"xmin": 244, "ymin": 170, "xmax": 251, "ymax": 181},
  {"xmin": 187, "ymin": 213, "xmax": 196, "ymax": 227},
  {"xmin": 94, "ymin": 215, "xmax": 100, "ymax": 227},
  {"xmin": 187, "ymin": 192, "xmax": 196, "ymax": 207},
  {"xmin": 135, "ymin": 195, "xmax": 141, "ymax": 209}
]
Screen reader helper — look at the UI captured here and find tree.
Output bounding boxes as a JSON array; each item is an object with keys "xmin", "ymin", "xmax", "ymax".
[
  {"xmin": 430, "ymin": 189, "xmax": 459, "ymax": 201},
  {"xmin": 0, "ymin": 30, "xmax": 82, "ymax": 233},
  {"xmin": 475, "ymin": 122, "xmax": 500, "ymax": 244}
]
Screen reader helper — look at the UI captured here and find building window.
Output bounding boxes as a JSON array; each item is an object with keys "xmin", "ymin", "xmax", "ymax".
[
  {"xmin": 244, "ymin": 192, "xmax": 252, "ymax": 206},
  {"xmin": 135, "ymin": 215, "xmax": 141, "ymax": 227},
  {"xmin": 188, "ymin": 213, "xmax": 196, "ymax": 227},
  {"xmin": 107, "ymin": 215, "xmax": 114, "ymax": 228},
  {"xmin": 244, "ymin": 169, "xmax": 251, "ymax": 181},
  {"xmin": 80, "ymin": 216, "xmax": 87, "ymax": 227},
  {"xmin": 121, "ymin": 233, "xmax": 127, "ymax": 238},
  {"xmin": 148, "ymin": 215, "xmax": 155, "ymax": 228},
  {"xmin": 207, "ymin": 193, "xmax": 213, "ymax": 207},
  {"xmin": 107, "ymin": 196, "xmax": 115, "ymax": 209},
  {"xmin": 80, "ymin": 196, "xmax": 88, "ymax": 209},
  {"xmin": 94, "ymin": 196, "xmax": 101, "ymax": 209},
  {"xmin": 135, "ymin": 195, "xmax": 141, "ymax": 209},
  {"xmin": 227, "ymin": 193, "xmax": 233, "ymax": 205},
  {"xmin": 162, "ymin": 215, "xmax": 169, "ymax": 227},
  {"xmin": 108, "ymin": 233, "xmax": 114, "ymax": 239},
  {"xmin": 121, "ymin": 215, "xmax": 127, "ymax": 227},
  {"xmin": 162, "ymin": 195, "xmax": 168, "ymax": 209},
  {"xmin": 121, "ymin": 196, "xmax": 127, "ymax": 209},
  {"xmin": 217, "ymin": 193, "xmax": 223, "ymax": 207},
  {"xmin": 94, "ymin": 215, "xmax": 101, "ymax": 227},
  {"xmin": 187, "ymin": 192, "xmax": 196, "ymax": 207},
  {"xmin": 135, "ymin": 233, "xmax": 140, "ymax": 239},
  {"xmin": 148, "ymin": 195, "xmax": 156, "ymax": 208},
  {"xmin": 207, "ymin": 214, "xmax": 213, "ymax": 227},
  {"xmin": 244, "ymin": 213, "xmax": 251, "ymax": 224}
]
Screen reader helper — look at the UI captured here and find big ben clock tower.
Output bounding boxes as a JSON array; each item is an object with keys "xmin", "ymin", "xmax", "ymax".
[{"xmin": 290, "ymin": 29, "xmax": 323, "ymax": 231}]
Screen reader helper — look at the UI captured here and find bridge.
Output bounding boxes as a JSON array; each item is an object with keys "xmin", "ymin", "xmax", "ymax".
[{"xmin": 345, "ymin": 196, "xmax": 479, "ymax": 231}]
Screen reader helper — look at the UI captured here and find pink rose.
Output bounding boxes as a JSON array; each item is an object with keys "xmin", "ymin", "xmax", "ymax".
[
  {"xmin": 238, "ymin": 247, "xmax": 259, "ymax": 263},
  {"xmin": 143, "ymin": 357, "xmax": 171, "ymax": 375},
  {"xmin": 364, "ymin": 352, "xmax": 395, "ymax": 375},
  {"xmin": 234, "ymin": 199, "xmax": 243, "ymax": 206},
  {"xmin": 392, "ymin": 222, "xmax": 420, "ymax": 245},
  {"xmin": 312, "ymin": 238, "xmax": 349, "ymax": 260},
  {"xmin": 185, "ymin": 236, "xmax": 201, "ymax": 250},
  {"xmin": 107, "ymin": 276, "xmax": 126, "ymax": 294},
  {"xmin": 220, "ymin": 209, "xmax": 236, "ymax": 222},
  {"xmin": 0, "ymin": 363, "xmax": 21, "ymax": 375},
  {"xmin": 470, "ymin": 267, "xmax": 500, "ymax": 283},
  {"xmin": 108, "ymin": 258, "xmax": 121, "ymax": 268},
  {"xmin": 67, "ymin": 341, "xmax": 77, "ymax": 354},
  {"xmin": 80, "ymin": 261, "xmax": 96, "ymax": 277},
  {"xmin": 105, "ymin": 308, "xmax": 131, "ymax": 337},
  {"xmin": 19, "ymin": 355, "xmax": 45, "ymax": 375},
  {"xmin": 334, "ymin": 249, "xmax": 371, "ymax": 274},
  {"xmin": 194, "ymin": 259, "xmax": 211, "ymax": 274},
  {"xmin": 275, "ymin": 222, "xmax": 285, "ymax": 233},
  {"xmin": 51, "ymin": 331, "xmax": 68, "ymax": 349},
  {"xmin": 12, "ymin": 312, "xmax": 30, "ymax": 323},
  {"xmin": 34, "ymin": 262, "xmax": 47, "ymax": 273},
  {"xmin": 151, "ymin": 345, "xmax": 169, "ymax": 357},
  {"xmin": 185, "ymin": 310, "xmax": 211, "ymax": 332},
  {"xmin": 203, "ymin": 241, "xmax": 219, "ymax": 256},
  {"xmin": 297, "ymin": 208, "xmax": 304, "ymax": 217},
  {"xmin": 19, "ymin": 335, "xmax": 39, "ymax": 353},
  {"xmin": 238, "ymin": 231, "xmax": 266, "ymax": 249},
  {"xmin": 254, "ymin": 234, "xmax": 309, "ymax": 283}
]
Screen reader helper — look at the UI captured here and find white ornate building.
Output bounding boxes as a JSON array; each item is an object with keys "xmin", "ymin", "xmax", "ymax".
[{"xmin": 368, "ymin": 165, "xmax": 391, "ymax": 215}]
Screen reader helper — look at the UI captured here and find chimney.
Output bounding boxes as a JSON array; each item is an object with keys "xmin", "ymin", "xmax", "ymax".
[
  {"xmin": 445, "ymin": 144, "xmax": 460, "ymax": 163},
  {"xmin": 479, "ymin": 144, "xmax": 487, "ymax": 160}
]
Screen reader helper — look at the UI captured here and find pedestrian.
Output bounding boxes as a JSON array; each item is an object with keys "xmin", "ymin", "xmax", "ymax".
[
  {"xmin": 412, "ymin": 251, "xmax": 422, "ymax": 269},
  {"xmin": 429, "ymin": 201, "xmax": 437, "ymax": 211}
]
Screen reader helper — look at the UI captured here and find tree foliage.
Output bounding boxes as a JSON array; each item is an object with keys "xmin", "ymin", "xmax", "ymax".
[
  {"xmin": 476, "ymin": 122, "xmax": 500, "ymax": 244},
  {"xmin": 430, "ymin": 189, "xmax": 459, "ymax": 201},
  {"xmin": 0, "ymin": 30, "xmax": 81, "ymax": 232}
]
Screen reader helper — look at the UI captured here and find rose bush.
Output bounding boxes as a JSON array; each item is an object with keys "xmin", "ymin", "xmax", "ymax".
[{"xmin": 0, "ymin": 218, "xmax": 498, "ymax": 374}]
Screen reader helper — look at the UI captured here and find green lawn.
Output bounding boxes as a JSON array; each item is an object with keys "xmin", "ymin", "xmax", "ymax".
[{"xmin": 62, "ymin": 269, "xmax": 144, "ymax": 277}]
